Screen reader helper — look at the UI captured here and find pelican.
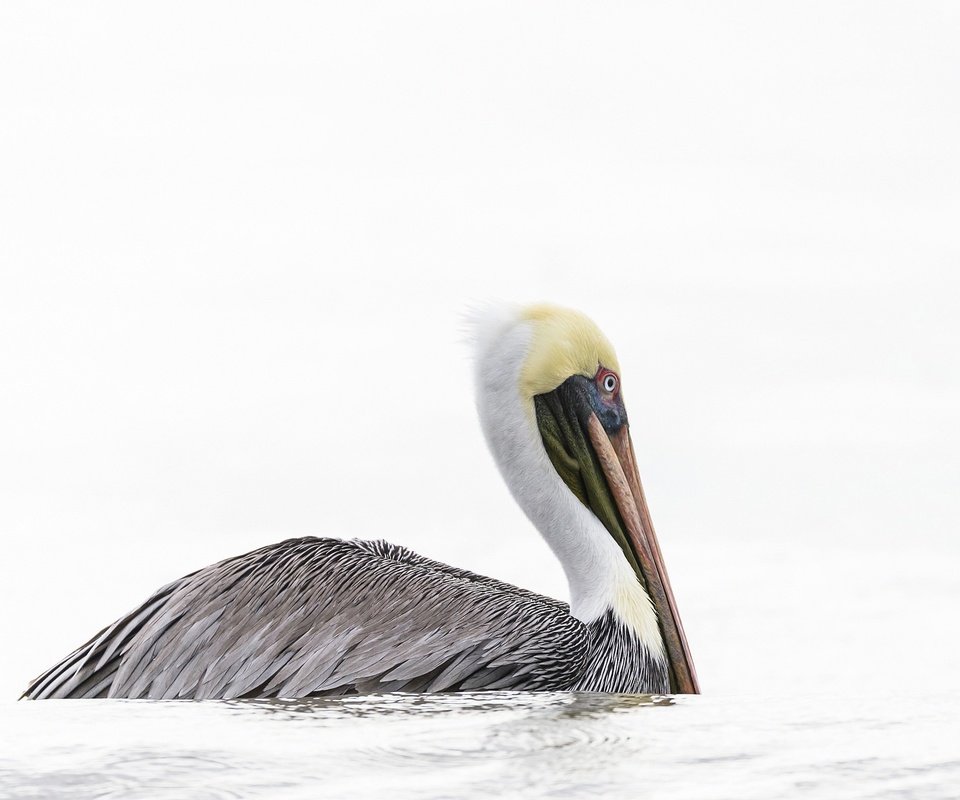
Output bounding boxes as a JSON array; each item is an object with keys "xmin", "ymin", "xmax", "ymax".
[{"xmin": 23, "ymin": 304, "xmax": 699, "ymax": 699}]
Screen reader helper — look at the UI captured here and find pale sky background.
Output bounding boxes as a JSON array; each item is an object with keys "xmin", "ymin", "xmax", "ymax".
[{"xmin": 1, "ymin": 2, "xmax": 958, "ymax": 700}]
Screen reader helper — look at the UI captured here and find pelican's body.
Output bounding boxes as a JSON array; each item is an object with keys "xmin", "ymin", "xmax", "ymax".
[{"xmin": 23, "ymin": 304, "xmax": 698, "ymax": 700}]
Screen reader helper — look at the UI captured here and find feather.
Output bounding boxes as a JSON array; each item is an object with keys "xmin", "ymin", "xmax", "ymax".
[{"xmin": 22, "ymin": 538, "xmax": 588, "ymax": 699}]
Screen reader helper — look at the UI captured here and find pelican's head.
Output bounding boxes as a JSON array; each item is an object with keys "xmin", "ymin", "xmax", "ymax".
[{"xmin": 473, "ymin": 302, "xmax": 699, "ymax": 694}]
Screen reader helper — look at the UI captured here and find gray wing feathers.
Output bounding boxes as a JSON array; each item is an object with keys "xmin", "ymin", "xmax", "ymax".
[{"xmin": 23, "ymin": 538, "xmax": 587, "ymax": 699}]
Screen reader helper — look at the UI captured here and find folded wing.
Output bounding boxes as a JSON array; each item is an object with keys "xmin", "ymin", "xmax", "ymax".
[{"xmin": 23, "ymin": 538, "xmax": 588, "ymax": 699}]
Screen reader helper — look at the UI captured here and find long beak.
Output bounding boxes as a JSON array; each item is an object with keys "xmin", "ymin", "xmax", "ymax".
[{"xmin": 585, "ymin": 413, "xmax": 700, "ymax": 695}]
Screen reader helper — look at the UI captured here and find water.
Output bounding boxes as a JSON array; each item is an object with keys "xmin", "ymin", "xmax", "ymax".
[
  {"xmin": 2, "ymin": 691, "xmax": 958, "ymax": 799},
  {"xmin": 4, "ymin": 542, "xmax": 960, "ymax": 798}
]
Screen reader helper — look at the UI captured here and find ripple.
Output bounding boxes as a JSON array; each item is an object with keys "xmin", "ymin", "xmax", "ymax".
[
  {"xmin": 3, "ymin": 692, "xmax": 959, "ymax": 800},
  {"xmin": 0, "ymin": 751, "xmax": 253, "ymax": 800},
  {"xmin": 221, "ymin": 690, "xmax": 673, "ymax": 722},
  {"xmin": 319, "ymin": 693, "xmax": 670, "ymax": 772}
]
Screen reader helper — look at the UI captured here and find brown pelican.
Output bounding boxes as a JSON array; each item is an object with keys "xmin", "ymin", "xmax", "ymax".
[{"xmin": 23, "ymin": 303, "xmax": 699, "ymax": 699}]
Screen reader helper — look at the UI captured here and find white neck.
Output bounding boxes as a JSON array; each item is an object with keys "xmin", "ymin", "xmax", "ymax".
[{"xmin": 472, "ymin": 308, "xmax": 664, "ymax": 657}]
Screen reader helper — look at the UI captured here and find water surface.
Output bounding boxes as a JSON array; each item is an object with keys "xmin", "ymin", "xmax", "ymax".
[{"xmin": 3, "ymin": 691, "xmax": 958, "ymax": 799}]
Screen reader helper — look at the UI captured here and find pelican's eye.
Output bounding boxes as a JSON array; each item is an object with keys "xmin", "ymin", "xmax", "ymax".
[{"xmin": 599, "ymin": 370, "xmax": 619, "ymax": 394}]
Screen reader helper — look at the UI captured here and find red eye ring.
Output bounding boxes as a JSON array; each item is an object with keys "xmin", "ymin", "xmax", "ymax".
[{"xmin": 597, "ymin": 368, "xmax": 619, "ymax": 395}]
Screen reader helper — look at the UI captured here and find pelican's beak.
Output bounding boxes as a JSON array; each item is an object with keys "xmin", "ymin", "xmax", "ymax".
[
  {"xmin": 535, "ymin": 376, "xmax": 700, "ymax": 694},
  {"xmin": 586, "ymin": 416, "xmax": 700, "ymax": 694}
]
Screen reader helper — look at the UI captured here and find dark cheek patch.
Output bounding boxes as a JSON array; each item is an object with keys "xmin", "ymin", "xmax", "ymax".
[
  {"xmin": 533, "ymin": 376, "xmax": 642, "ymax": 579},
  {"xmin": 594, "ymin": 396, "xmax": 626, "ymax": 432}
]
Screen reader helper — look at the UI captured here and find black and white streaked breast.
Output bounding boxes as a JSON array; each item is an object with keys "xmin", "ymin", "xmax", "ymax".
[{"xmin": 574, "ymin": 611, "xmax": 669, "ymax": 694}]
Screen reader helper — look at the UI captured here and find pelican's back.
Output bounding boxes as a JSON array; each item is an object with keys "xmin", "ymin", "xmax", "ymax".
[{"xmin": 23, "ymin": 538, "xmax": 588, "ymax": 700}]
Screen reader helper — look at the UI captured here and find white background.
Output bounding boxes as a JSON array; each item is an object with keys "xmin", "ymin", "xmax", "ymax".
[{"xmin": 1, "ymin": 2, "xmax": 957, "ymax": 700}]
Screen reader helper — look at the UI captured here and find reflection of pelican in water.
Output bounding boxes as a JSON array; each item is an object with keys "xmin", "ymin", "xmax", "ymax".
[
  {"xmin": 222, "ymin": 691, "xmax": 673, "ymax": 723},
  {"xmin": 24, "ymin": 304, "xmax": 698, "ymax": 700}
]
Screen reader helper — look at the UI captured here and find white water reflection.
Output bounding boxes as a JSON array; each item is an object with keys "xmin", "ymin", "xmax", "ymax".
[{"xmin": 2, "ymin": 692, "xmax": 959, "ymax": 799}]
